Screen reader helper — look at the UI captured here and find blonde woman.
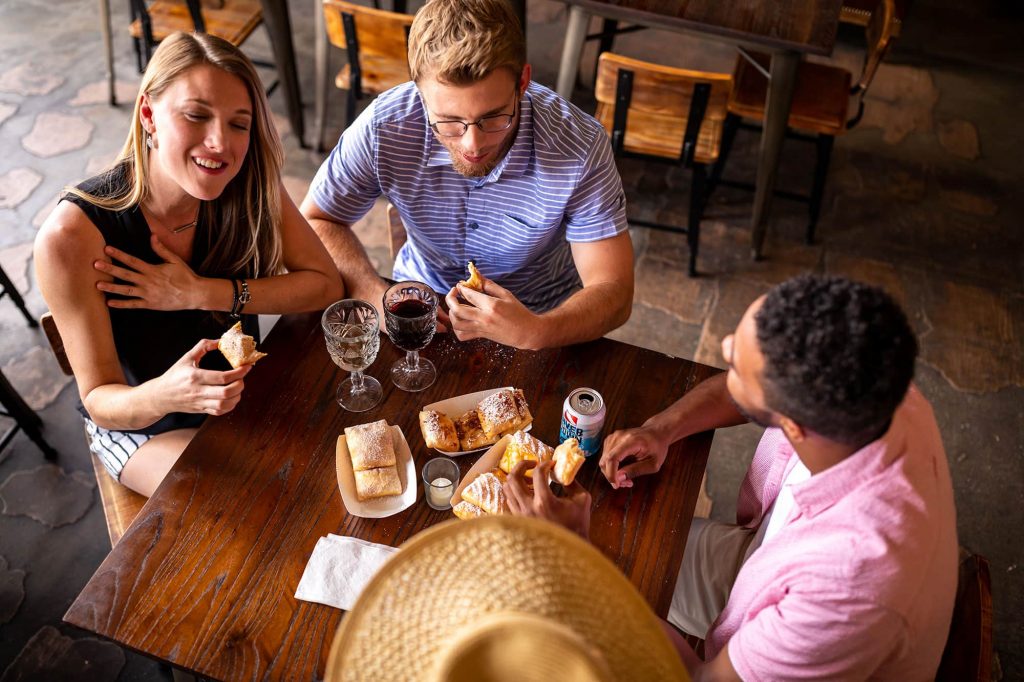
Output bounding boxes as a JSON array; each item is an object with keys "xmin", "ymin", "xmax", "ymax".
[{"xmin": 35, "ymin": 32, "xmax": 343, "ymax": 496}]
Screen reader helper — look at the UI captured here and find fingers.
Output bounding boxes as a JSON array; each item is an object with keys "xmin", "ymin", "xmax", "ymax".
[
  {"xmin": 615, "ymin": 457, "xmax": 661, "ymax": 487},
  {"xmin": 531, "ymin": 460, "xmax": 558, "ymax": 508},
  {"xmin": 599, "ymin": 431, "xmax": 633, "ymax": 486},
  {"xmin": 150, "ymin": 234, "xmax": 184, "ymax": 263},
  {"xmin": 183, "ymin": 338, "xmax": 221, "ymax": 364},
  {"xmin": 97, "ymin": 282, "xmax": 145, "ymax": 300},
  {"xmin": 94, "ymin": 259, "xmax": 143, "ymax": 284},
  {"xmin": 457, "ymin": 284, "xmax": 497, "ymax": 311},
  {"xmin": 101, "ymin": 246, "xmax": 150, "ymax": 273},
  {"xmin": 435, "ymin": 305, "xmax": 451, "ymax": 334},
  {"xmin": 504, "ymin": 460, "xmax": 538, "ymax": 515},
  {"xmin": 193, "ymin": 363, "xmax": 251, "ymax": 386}
]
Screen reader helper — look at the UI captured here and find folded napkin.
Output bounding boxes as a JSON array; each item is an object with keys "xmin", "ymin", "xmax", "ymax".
[{"xmin": 295, "ymin": 534, "xmax": 399, "ymax": 610}]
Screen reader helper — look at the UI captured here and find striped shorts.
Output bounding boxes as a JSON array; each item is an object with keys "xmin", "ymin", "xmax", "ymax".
[{"xmin": 84, "ymin": 418, "xmax": 153, "ymax": 481}]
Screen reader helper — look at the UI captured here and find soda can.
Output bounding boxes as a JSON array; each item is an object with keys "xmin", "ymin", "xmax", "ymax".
[{"xmin": 559, "ymin": 388, "xmax": 607, "ymax": 458}]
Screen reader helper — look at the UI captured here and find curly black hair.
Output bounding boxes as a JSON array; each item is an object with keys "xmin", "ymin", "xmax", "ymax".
[{"xmin": 754, "ymin": 274, "xmax": 918, "ymax": 447}]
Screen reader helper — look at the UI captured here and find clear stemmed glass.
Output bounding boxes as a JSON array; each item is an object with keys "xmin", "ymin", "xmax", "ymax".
[
  {"xmin": 321, "ymin": 299, "xmax": 383, "ymax": 412},
  {"xmin": 383, "ymin": 281, "xmax": 438, "ymax": 392}
]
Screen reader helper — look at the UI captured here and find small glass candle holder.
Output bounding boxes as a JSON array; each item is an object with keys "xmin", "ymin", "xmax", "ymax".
[{"xmin": 422, "ymin": 457, "xmax": 460, "ymax": 511}]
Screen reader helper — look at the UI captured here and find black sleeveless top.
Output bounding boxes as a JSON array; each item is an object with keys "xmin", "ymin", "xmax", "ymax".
[{"xmin": 63, "ymin": 164, "xmax": 258, "ymax": 435}]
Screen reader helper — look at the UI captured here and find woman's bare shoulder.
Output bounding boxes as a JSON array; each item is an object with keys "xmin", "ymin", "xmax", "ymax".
[{"xmin": 35, "ymin": 199, "xmax": 105, "ymax": 264}]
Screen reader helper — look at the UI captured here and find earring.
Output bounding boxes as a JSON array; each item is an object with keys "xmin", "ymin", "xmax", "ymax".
[{"xmin": 145, "ymin": 132, "xmax": 154, "ymax": 149}]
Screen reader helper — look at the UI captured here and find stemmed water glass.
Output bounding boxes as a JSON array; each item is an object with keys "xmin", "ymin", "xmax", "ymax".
[
  {"xmin": 383, "ymin": 281, "xmax": 438, "ymax": 392},
  {"xmin": 321, "ymin": 299, "xmax": 382, "ymax": 412}
]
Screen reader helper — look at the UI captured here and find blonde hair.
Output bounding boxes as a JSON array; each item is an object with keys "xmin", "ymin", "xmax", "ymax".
[
  {"xmin": 407, "ymin": 0, "xmax": 525, "ymax": 85},
  {"xmin": 66, "ymin": 32, "xmax": 284, "ymax": 279}
]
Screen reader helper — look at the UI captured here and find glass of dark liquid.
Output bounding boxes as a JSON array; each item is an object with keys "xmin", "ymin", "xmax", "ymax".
[
  {"xmin": 383, "ymin": 281, "xmax": 438, "ymax": 392},
  {"xmin": 321, "ymin": 299, "xmax": 383, "ymax": 412}
]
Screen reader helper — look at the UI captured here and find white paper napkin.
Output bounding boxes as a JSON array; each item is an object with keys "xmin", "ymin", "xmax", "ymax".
[{"xmin": 294, "ymin": 534, "xmax": 399, "ymax": 610}]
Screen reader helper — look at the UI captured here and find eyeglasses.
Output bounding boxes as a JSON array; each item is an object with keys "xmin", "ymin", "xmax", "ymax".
[{"xmin": 429, "ymin": 89, "xmax": 518, "ymax": 138}]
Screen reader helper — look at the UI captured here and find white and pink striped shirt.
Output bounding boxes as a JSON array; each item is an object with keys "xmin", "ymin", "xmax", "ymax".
[{"xmin": 710, "ymin": 386, "xmax": 959, "ymax": 680}]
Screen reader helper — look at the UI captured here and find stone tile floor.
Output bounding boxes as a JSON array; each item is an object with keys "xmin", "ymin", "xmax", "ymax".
[{"xmin": 1, "ymin": 0, "xmax": 1021, "ymax": 679}]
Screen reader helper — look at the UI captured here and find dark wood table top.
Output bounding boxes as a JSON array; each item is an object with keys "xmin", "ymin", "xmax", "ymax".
[
  {"xmin": 567, "ymin": 0, "xmax": 843, "ymax": 55},
  {"xmin": 65, "ymin": 311, "xmax": 719, "ymax": 680}
]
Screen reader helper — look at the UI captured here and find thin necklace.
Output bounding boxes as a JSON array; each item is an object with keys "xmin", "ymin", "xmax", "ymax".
[{"xmin": 144, "ymin": 203, "xmax": 200, "ymax": 234}]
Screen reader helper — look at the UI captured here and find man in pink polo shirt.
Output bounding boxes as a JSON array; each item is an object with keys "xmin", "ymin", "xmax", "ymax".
[{"xmin": 505, "ymin": 274, "xmax": 958, "ymax": 680}]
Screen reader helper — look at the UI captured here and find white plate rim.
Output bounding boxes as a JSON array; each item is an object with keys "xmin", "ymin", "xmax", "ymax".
[
  {"xmin": 421, "ymin": 386, "xmax": 532, "ymax": 456},
  {"xmin": 336, "ymin": 424, "xmax": 417, "ymax": 518}
]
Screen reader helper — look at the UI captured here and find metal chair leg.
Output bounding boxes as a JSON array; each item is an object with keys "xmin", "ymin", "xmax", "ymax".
[
  {"xmin": 707, "ymin": 113, "xmax": 741, "ymax": 199},
  {"xmin": 687, "ymin": 165, "xmax": 707, "ymax": 278},
  {"xmin": 345, "ymin": 88, "xmax": 357, "ymax": 131},
  {"xmin": 0, "ymin": 371, "xmax": 57, "ymax": 460},
  {"xmin": 807, "ymin": 134, "xmax": 834, "ymax": 244},
  {"xmin": 0, "ymin": 265, "xmax": 37, "ymax": 328}
]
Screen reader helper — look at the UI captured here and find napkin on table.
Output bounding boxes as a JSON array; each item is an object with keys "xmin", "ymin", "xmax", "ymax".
[{"xmin": 295, "ymin": 534, "xmax": 399, "ymax": 610}]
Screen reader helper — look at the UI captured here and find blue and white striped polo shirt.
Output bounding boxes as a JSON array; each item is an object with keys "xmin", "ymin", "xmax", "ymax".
[{"xmin": 310, "ymin": 80, "xmax": 628, "ymax": 312}]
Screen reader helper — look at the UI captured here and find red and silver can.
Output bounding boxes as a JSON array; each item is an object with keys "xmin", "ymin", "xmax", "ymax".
[{"xmin": 559, "ymin": 388, "xmax": 607, "ymax": 458}]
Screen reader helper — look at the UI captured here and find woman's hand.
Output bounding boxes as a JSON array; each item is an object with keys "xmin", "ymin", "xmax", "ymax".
[
  {"xmin": 156, "ymin": 339, "xmax": 251, "ymax": 416},
  {"xmin": 503, "ymin": 460, "xmax": 592, "ymax": 539},
  {"xmin": 95, "ymin": 235, "xmax": 204, "ymax": 310}
]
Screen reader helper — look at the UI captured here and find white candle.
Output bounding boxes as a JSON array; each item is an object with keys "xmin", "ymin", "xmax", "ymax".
[{"xmin": 429, "ymin": 477, "xmax": 453, "ymax": 508}]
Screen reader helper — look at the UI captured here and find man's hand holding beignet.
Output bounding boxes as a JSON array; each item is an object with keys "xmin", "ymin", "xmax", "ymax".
[
  {"xmin": 504, "ymin": 459, "xmax": 591, "ymax": 539},
  {"xmin": 445, "ymin": 270, "xmax": 541, "ymax": 348}
]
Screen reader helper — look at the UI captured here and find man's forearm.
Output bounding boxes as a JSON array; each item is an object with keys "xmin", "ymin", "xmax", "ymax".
[
  {"xmin": 646, "ymin": 373, "xmax": 747, "ymax": 444},
  {"xmin": 308, "ymin": 217, "xmax": 384, "ymax": 301},
  {"xmin": 529, "ymin": 279, "xmax": 631, "ymax": 349}
]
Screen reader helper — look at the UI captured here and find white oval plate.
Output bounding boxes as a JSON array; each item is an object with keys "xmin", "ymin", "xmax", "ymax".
[
  {"xmin": 421, "ymin": 386, "xmax": 532, "ymax": 456},
  {"xmin": 335, "ymin": 425, "xmax": 417, "ymax": 518}
]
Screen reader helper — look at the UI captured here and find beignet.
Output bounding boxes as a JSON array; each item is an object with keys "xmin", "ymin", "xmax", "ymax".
[
  {"xmin": 553, "ymin": 438, "xmax": 586, "ymax": 486},
  {"xmin": 354, "ymin": 466, "xmax": 401, "ymax": 501},
  {"xmin": 460, "ymin": 472, "xmax": 507, "ymax": 516},
  {"xmin": 454, "ymin": 409, "xmax": 496, "ymax": 451},
  {"xmin": 419, "ymin": 410, "xmax": 459, "ymax": 451},
  {"xmin": 452, "ymin": 500, "xmax": 486, "ymax": 520},
  {"xmin": 499, "ymin": 429, "xmax": 554, "ymax": 477},
  {"xmin": 218, "ymin": 321, "xmax": 267, "ymax": 368},
  {"xmin": 344, "ymin": 420, "xmax": 396, "ymax": 471}
]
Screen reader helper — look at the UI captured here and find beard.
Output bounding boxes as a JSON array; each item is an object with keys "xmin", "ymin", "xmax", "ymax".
[
  {"xmin": 439, "ymin": 123, "xmax": 519, "ymax": 179},
  {"xmin": 728, "ymin": 392, "xmax": 775, "ymax": 429}
]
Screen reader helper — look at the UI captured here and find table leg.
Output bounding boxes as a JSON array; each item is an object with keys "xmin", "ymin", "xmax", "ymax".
[
  {"xmin": 313, "ymin": 0, "xmax": 328, "ymax": 152},
  {"xmin": 749, "ymin": 50, "xmax": 798, "ymax": 260},
  {"xmin": 555, "ymin": 5, "xmax": 589, "ymax": 99},
  {"xmin": 99, "ymin": 0, "xmax": 117, "ymax": 106},
  {"xmin": 260, "ymin": 0, "xmax": 308, "ymax": 148}
]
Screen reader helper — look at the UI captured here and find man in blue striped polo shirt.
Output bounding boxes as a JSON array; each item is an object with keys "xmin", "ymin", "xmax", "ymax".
[{"xmin": 302, "ymin": 0, "xmax": 634, "ymax": 350}]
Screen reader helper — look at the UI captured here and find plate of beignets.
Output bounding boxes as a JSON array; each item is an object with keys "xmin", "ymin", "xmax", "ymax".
[
  {"xmin": 336, "ymin": 421, "xmax": 417, "ymax": 518},
  {"xmin": 420, "ymin": 387, "xmax": 532, "ymax": 456}
]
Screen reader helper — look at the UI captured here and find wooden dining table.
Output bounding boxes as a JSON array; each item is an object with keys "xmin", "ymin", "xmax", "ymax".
[
  {"xmin": 64, "ymin": 311, "xmax": 719, "ymax": 680},
  {"xmin": 555, "ymin": 0, "xmax": 843, "ymax": 259}
]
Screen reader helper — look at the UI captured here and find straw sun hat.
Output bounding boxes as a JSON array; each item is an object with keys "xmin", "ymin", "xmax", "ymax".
[{"xmin": 326, "ymin": 516, "xmax": 690, "ymax": 682}]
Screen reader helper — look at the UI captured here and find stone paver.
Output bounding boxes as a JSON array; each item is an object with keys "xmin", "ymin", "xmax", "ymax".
[
  {"xmin": 69, "ymin": 80, "xmax": 138, "ymax": 107},
  {"xmin": 860, "ymin": 63, "xmax": 940, "ymax": 144},
  {"xmin": 3, "ymin": 347, "xmax": 73, "ymax": 411},
  {"xmin": 0, "ymin": 102, "xmax": 16, "ymax": 128},
  {"xmin": 0, "ymin": 63, "xmax": 63, "ymax": 96},
  {"xmin": 633, "ymin": 254, "xmax": 717, "ymax": 324},
  {"xmin": 0, "ymin": 168, "xmax": 43, "ymax": 210},
  {"xmin": 606, "ymin": 300, "xmax": 703, "ymax": 360},
  {"xmin": 1, "ymin": 625, "xmax": 124, "ymax": 681},
  {"xmin": 693, "ymin": 277, "xmax": 767, "ymax": 369},
  {"xmin": 0, "ymin": 242, "xmax": 33, "ymax": 295},
  {"xmin": 85, "ymin": 154, "xmax": 117, "ymax": 176},
  {"xmin": 919, "ymin": 280, "xmax": 1024, "ymax": 392},
  {"xmin": 282, "ymin": 174, "xmax": 311, "ymax": 206},
  {"xmin": 21, "ymin": 112, "xmax": 94, "ymax": 158},
  {"xmin": 0, "ymin": 465, "xmax": 94, "ymax": 528},
  {"xmin": 937, "ymin": 118, "xmax": 981, "ymax": 160},
  {"xmin": 0, "ymin": 555, "xmax": 25, "ymax": 625},
  {"xmin": 31, "ymin": 195, "xmax": 59, "ymax": 228}
]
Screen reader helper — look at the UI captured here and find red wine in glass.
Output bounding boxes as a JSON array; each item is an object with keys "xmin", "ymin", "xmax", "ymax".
[
  {"xmin": 386, "ymin": 298, "xmax": 435, "ymax": 350},
  {"xmin": 383, "ymin": 281, "xmax": 438, "ymax": 392}
]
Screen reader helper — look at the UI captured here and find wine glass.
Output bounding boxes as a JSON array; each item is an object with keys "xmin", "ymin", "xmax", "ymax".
[
  {"xmin": 321, "ymin": 299, "xmax": 383, "ymax": 412},
  {"xmin": 383, "ymin": 281, "xmax": 438, "ymax": 392}
]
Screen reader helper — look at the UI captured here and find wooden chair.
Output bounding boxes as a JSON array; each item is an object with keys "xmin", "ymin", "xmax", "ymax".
[
  {"xmin": 594, "ymin": 53, "xmax": 732, "ymax": 277},
  {"xmin": 709, "ymin": 0, "xmax": 898, "ymax": 244},
  {"xmin": 316, "ymin": 0, "xmax": 414, "ymax": 152},
  {"xmin": 936, "ymin": 549, "xmax": 994, "ymax": 682},
  {"xmin": 128, "ymin": 0, "xmax": 264, "ymax": 72},
  {"xmin": 39, "ymin": 313, "xmax": 146, "ymax": 548},
  {"xmin": 386, "ymin": 202, "xmax": 407, "ymax": 262}
]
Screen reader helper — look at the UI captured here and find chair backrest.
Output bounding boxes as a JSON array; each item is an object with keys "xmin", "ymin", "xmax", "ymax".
[
  {"xmin": 386, "ymin": 203, "xmax": 408, "ymax": 262},
  {"xmin": 40, "ymin": 313, "xmax": 73, "ymax": 376},
  {"xmin": 854, "ymin": 0, "xmax": 898, "ymax": 94},
  {"xmin": 594, "ymin": 53, "xmax": 731, "ymax": 165},
  {"xmin": 936, "ymin": 550, "xmax": 993, "ymax": 682},
  {"xmin": 323, "ymin": 0, "xmax": 413, "ymax": 58}
]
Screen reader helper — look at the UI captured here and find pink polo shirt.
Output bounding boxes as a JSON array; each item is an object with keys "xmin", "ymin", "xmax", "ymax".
[{"xmin": 706, "ymin": 387, "xmax": 958, "ymax": 680}]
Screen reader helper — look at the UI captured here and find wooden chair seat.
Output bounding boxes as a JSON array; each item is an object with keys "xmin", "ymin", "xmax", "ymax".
[
  {"xmin": 130, "ymin": 0, "xmax": 262, "ymax": 46},
  {"xmin": 728, "ymin": 52, "xmax": 853, "ymax": 137},
  {"xmin": 595, "ymin": 54, "xmax": 731, "ymax": 165},
  {"xmin": 334, "ymin": 55, "xmax": 410, "ymax": 96},
  {"xmin": 90, "ymin": 452, "xmax": 147, "ymax": 547}
]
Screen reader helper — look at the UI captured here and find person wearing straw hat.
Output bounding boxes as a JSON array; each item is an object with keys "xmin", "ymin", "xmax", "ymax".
[
  {"xmin": 571, "ymin": 274, "xmax": 957, "ymax": 680},
  {"xmin": 324, "ymin": 516, "xmax": 690, "ymax": 681},
  {"xmin": 302, "ymin": 0, "xmax": 634, "ymax": 351}
]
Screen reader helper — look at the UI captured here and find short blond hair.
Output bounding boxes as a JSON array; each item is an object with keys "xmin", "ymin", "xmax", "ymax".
[{"xmin": 408, "ymin": 0, "xmax": 525, "ymax": 85}]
